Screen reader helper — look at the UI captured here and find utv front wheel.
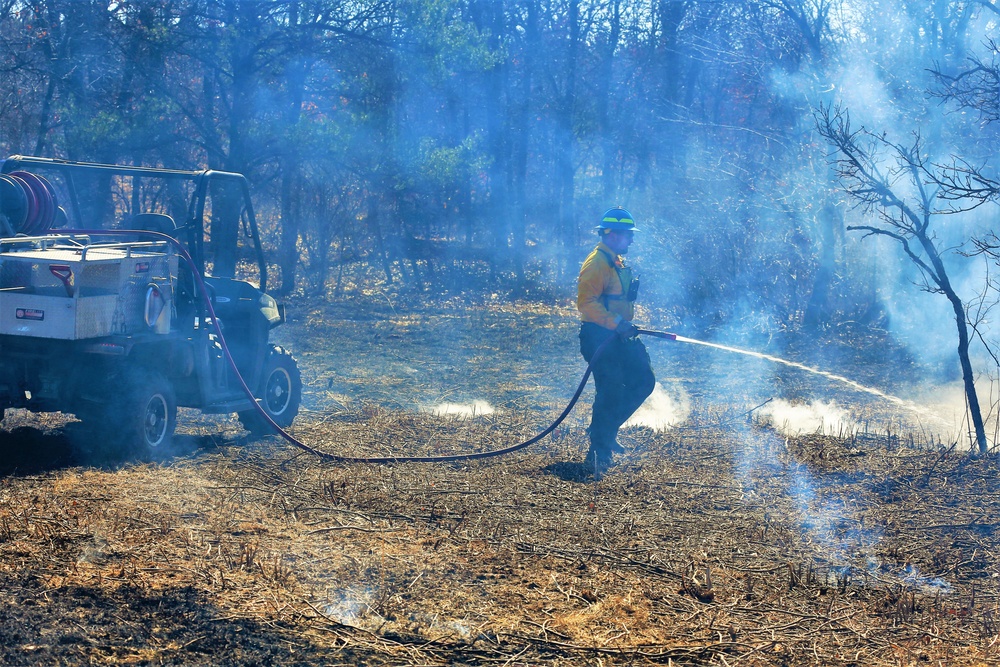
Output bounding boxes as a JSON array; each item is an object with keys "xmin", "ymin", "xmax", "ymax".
[{"xmin": 239, "ymin": 346, "xmax": 302, "ymax": 436}]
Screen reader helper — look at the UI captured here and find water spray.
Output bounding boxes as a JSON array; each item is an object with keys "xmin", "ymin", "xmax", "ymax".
[{"xmin": 665, "ymin": 333, "xmax": 948, "ymax": 428}]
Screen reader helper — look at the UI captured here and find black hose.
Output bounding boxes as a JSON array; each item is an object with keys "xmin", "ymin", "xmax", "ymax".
[
  {"xmin": 269, "ymin": 326, "xmax": 674, "ymax": 464},
  {"xmin": 67, "ymin": 229, "xmax": 678, "ymax": 464}
]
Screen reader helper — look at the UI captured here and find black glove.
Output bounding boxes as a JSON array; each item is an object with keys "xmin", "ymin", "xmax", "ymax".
[{"xmin": 615, "ymin": 319, "xmax": 639, "ymax": 339}]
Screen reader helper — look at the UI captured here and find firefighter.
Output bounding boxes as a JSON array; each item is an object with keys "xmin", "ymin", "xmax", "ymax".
[{"xmin": 577, "ymin": 206, "xmax": 656, "ymax": 475}]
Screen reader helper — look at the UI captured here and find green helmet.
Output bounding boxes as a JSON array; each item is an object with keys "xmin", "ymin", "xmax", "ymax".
[{"xmin": 596, "ymin": 206, "xmax": 639, "ymax": 232}]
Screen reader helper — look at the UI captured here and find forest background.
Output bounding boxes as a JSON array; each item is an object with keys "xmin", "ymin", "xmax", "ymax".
[{"xmin": 2, "ymin": 0, "xmax": 1000, "ymax": 424}]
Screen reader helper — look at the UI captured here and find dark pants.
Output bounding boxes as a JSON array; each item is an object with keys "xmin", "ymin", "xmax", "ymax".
[{"xmin": 579, "ymin": 322, "xmax": 656, "ymax": 458}]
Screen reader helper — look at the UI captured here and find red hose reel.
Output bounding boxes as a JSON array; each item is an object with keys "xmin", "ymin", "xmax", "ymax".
[{"xmin": 0, "ymin": 170, "xmax": 60, "ymax": 235}]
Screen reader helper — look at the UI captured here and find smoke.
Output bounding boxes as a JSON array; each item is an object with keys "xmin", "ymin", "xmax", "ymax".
[
  {"xmin": 624, "ymin": 382, "xmax": 691, "ymax": 431},
  {"xmin": 426, "ymin": 400, "xmax": 495, "ymax": 418},
  {"xmin": 736, "ymin": 426, "xmax": 953, "ymax": 594},
  {"xmin": 746, "ymin": 5, "xmax": 1000, "ymax": 419},
  {"xmin": 826, "ymin": 8, "xmax": 1000, "ymax": 379},
  {"xmin": 735, "ymin": 427, "xmax": 870, "ymax": 565},
  {"xmin": 758, "ymin": 399, "xmax": 855, "ymax": 437},
  {"xmin": 321, "ymin": 587, "xmax": 380, "ymax": 627},
  {"xmin": 865, "ymin": 222, "xmax": 996, "ymax": 377},
  {"xmin": 904, "ymin": 379, "xmax": 1000, "ymax": 448},
  {"xmin": 756, "ymin": 381, "xmax": 981, "ymax": 448},
  {"xmin": 787, "ymin": 463, "xmax": 864, "ymax": 564},
  {"xmin": 784, "ymin": 462, "xmax": 954, "ymax": 594}
]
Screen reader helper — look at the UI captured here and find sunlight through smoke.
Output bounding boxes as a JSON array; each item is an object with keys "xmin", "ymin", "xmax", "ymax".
[
  {"xmin": 427, "ymin": 400, "xmax": 495, "ymax": 418},
  {"xmin": 910, "ymin": 381, "xmax": 983, "ymax": 448},
  {"xmin": 759, "ymin": 399, "xmax": 856, "ymax": 437},
  {"xmin": 624, "ymin": 382, "xmax": 690, "ymax": 431}
]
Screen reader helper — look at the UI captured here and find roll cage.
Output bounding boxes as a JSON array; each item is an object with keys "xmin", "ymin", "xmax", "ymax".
[{"xmin": 0, "ymin": 155, "xmax": 268, "ymax": 292}]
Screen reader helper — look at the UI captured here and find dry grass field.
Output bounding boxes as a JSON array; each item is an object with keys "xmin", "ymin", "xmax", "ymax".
[{"xmin": 0, "ymin": 294, "xmax": 997, "ymax": 666}]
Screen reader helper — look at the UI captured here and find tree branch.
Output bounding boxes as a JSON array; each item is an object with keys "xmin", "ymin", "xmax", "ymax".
[{"xmin": 845, "ymin": 224, "xmax": 941, "ymax": 287}]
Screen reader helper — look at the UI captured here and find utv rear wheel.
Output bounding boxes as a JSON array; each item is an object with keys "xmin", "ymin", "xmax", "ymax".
[
  {"xmin": 116, "ymin": 371, "xmax": 177, "ymax": 457},
  {"xmin": 239, "ymin": 346, "xmax": 301, "ymax": 436}
]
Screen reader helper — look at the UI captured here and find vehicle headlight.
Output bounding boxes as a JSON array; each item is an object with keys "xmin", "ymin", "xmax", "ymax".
[{"xmin": 260, "ymin": 293, "xmax": 281, "ymax": 324}]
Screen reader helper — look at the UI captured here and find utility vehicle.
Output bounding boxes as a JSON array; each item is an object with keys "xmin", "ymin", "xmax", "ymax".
[{"xmin": 0, "ymin": 156, "xmax": 301, "ymax": 456}]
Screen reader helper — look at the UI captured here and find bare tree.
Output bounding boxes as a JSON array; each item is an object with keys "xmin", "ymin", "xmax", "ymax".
[
  {"xmin": 816, "ymin": 103, "xmax": 988, "ymax": 453},
  {"xmin": 928, "ymin": 40, "xmax": 1000, "ymax": 206}
]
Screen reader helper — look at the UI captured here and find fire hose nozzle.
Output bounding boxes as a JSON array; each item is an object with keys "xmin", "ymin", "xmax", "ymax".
[{"xmin": 637, "ymin": 329, "xmax": 677, "ymax": 341}]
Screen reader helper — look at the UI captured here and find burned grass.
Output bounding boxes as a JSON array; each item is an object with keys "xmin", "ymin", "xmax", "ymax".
[{"xmin": 0, "ymin": 296, "xmax": 997, "ymax": 665}]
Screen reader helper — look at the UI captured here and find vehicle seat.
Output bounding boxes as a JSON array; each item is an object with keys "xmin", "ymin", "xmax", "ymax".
[{"xmin": 131, "ymin": 213, "xmax": 176, "ymax": 235}]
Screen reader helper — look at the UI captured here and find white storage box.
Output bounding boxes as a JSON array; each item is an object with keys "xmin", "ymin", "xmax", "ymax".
[{"xmin": 0, "ymin": 238, "xmax": 177, "ymax": 340}]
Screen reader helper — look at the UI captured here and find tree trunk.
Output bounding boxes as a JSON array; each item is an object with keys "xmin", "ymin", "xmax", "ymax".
[
  {"xmin": 598, "ymin": 0, "xmax": 621, "ymax": 202},
  {"xmin": 510, "ymin": 0, "xmax": 538, "ymax": 285},
  {"xmin": 279, "ymin": 164, "xmax": 301, "ymax": 295},
  {"xmin": 922, "ymin": 235, "xmax": 988, "ymax": 452},
  {"xmin": 368, "ymin": 194, "xmax": 394, "ymax": 285},
  {"xmin": 556, "ymin": 0, "xmax": 580, "ymax": 277},
  {"xmin": 946, "ymin": 284, "xmax": 988, "ymax": 453},
  {"xmin": 278, "ymin": 1, "xmax": 308, "ymax": 296},
  {"xmin": 802, "ymin": 200, "xmax": 840, "ymax": 331}
]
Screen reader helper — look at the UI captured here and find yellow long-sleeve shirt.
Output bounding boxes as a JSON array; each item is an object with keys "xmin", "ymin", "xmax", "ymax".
[{"xmin": 577, "ymin": 242, "xmax": 635, "ymax": 330}]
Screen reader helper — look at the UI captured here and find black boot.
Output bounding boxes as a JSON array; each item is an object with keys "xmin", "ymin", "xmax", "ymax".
[
  {"xmin": 585, "ymin": 428, "xmax": 614, "ymax": 479},
  {"xmin": 591, "ymin": 426, "xmax": 627, "ymax": 457}
]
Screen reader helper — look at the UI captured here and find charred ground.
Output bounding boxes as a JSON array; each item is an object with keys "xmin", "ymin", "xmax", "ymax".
[{"xmin": 0, "ymin": 295, "xmax": 996, "ymax": 666}]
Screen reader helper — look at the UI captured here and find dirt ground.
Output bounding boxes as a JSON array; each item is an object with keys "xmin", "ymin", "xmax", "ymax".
[{"xmin": 0, "ymin": 293, "xmax": 998, "ymax": 666}]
